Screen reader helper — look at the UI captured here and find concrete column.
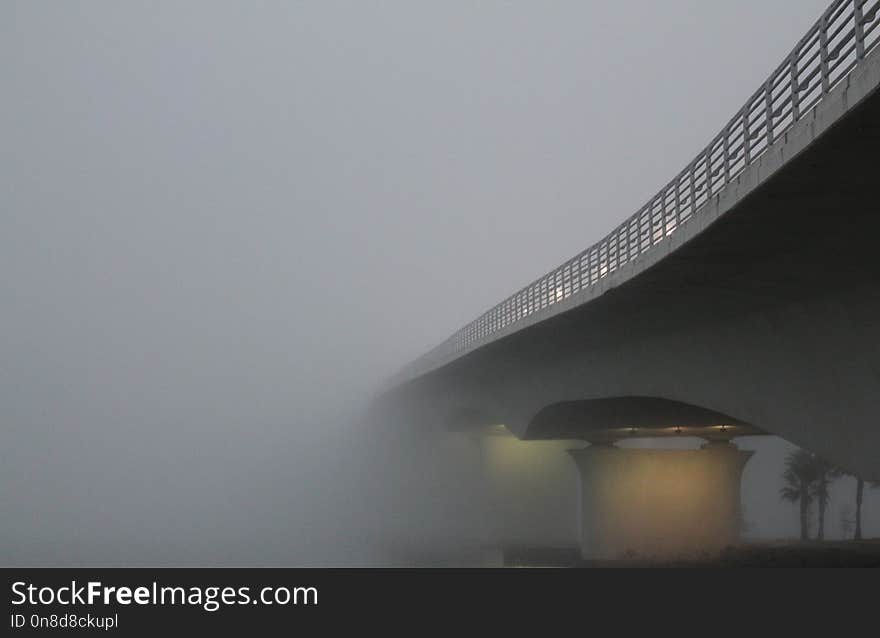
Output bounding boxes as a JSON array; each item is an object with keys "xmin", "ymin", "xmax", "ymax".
[
  {"xmin": 568, "ymin": 441, "xmax": 753, "ymax": 559},
  {"xmin": 468, "ymin": 426, "xmax": 583, "ymax": 556}
]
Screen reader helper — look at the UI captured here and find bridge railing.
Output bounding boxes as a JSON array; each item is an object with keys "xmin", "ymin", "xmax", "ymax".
[{"xmin": 399, "ymin": 0, "xmax": 880, "ymax": 382}]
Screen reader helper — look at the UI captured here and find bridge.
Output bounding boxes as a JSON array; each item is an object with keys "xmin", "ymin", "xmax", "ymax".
[{"xmin": 375, "ymin": 0, "xmax": 880, "ymax": 559}]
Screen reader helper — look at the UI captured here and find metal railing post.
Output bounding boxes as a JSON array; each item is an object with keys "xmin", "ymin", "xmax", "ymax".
[
  {"xmin": 855, "ymin": 0, "xmax": 867, "ymax": 60},
  {"xmin": 820, "ymin": 13, "xmax": 831, "ymax": 93}
]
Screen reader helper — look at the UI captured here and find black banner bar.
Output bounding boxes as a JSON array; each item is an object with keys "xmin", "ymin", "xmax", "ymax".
[{"xmin": 2, "ymin": 567, "xmax": 876, "ymax": 633}]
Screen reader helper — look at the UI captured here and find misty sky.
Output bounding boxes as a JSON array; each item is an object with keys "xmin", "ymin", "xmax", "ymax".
[{"xmin": 3, "ymin": 1, "xmax": 876, "ymax": 565}]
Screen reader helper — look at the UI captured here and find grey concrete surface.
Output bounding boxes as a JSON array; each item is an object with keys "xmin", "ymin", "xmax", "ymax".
[{"xmin": 378, "ymin": 38, "xmax": 880, "ymax": 480}]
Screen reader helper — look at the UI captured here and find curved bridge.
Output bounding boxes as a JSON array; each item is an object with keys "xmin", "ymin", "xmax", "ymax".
[{"xmin": 380, "ymin": 0, "xmax": 880, "ymax": 481}]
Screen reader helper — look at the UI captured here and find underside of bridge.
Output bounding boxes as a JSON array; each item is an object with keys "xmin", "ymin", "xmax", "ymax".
[
  {"xmin": 380, "ymin": 44, "xmax": 880, "ymax": 481},
  {"xmin": 526, "ymin": 397, "xmax": 759, "ymax": 442},
  {"xmin": 376, "ymin": 26, "xmax": 880, "ymax": 560}
]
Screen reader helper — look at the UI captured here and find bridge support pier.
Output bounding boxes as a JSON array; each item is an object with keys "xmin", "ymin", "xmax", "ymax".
[
  {"xmin": 468, "ymin": 426, "xmax": 582, "ymax": 562},
  {"xmin": 568, "ymin": 441, "xmax": 753, "ymax": 560}
]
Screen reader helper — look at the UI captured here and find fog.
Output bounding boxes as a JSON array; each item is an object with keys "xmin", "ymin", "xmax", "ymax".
[{"xmin": 2, "ymin": 0, "xmax": 877, "ymax": 566}]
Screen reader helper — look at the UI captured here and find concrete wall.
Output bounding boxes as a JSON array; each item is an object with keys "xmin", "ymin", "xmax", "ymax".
[
  {"xmin": 471, "ymin": 427, "xmax": 581, "ymax": 548},
  {"xmin": 570, "ymin": 443, "xmax": 752, "ymax": 558}
]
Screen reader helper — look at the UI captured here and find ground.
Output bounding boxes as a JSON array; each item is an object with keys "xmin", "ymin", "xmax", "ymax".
[
  {"xmin": 496, "ymin": 540, "xmax": 880, "ymax": 567},
  {"xmin": 569, "ymin": 540, "xmax": 880, "ymax": 568}
]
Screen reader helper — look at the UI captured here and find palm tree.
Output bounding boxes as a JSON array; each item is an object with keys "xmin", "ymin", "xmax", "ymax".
[
  {"xmin": 852, "ymin": 477, "xmax": 880, "ymax": 540},
  {"xmin": 810, "ymin": 457, "xmax": 841, "ymax": 541},
  {"xmin": 795, "ymin": 457, "xmax": 879, "ymax": 541},
  {"xmin": 780, "ymin": 450, "xmax": 819, "ymax": 540},
  {"xmin": 855, "ymin": 477, "xmax": 866, "ymax": 540},
  {"xmin": 825, "ymin": 464, "xmax": 880, "ymax": 541}
]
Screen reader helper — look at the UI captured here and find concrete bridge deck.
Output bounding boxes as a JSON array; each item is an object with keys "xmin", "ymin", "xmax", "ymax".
[{"xmin": 379, "ymin": 0, "xmax": 880, "ymax": 480}]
